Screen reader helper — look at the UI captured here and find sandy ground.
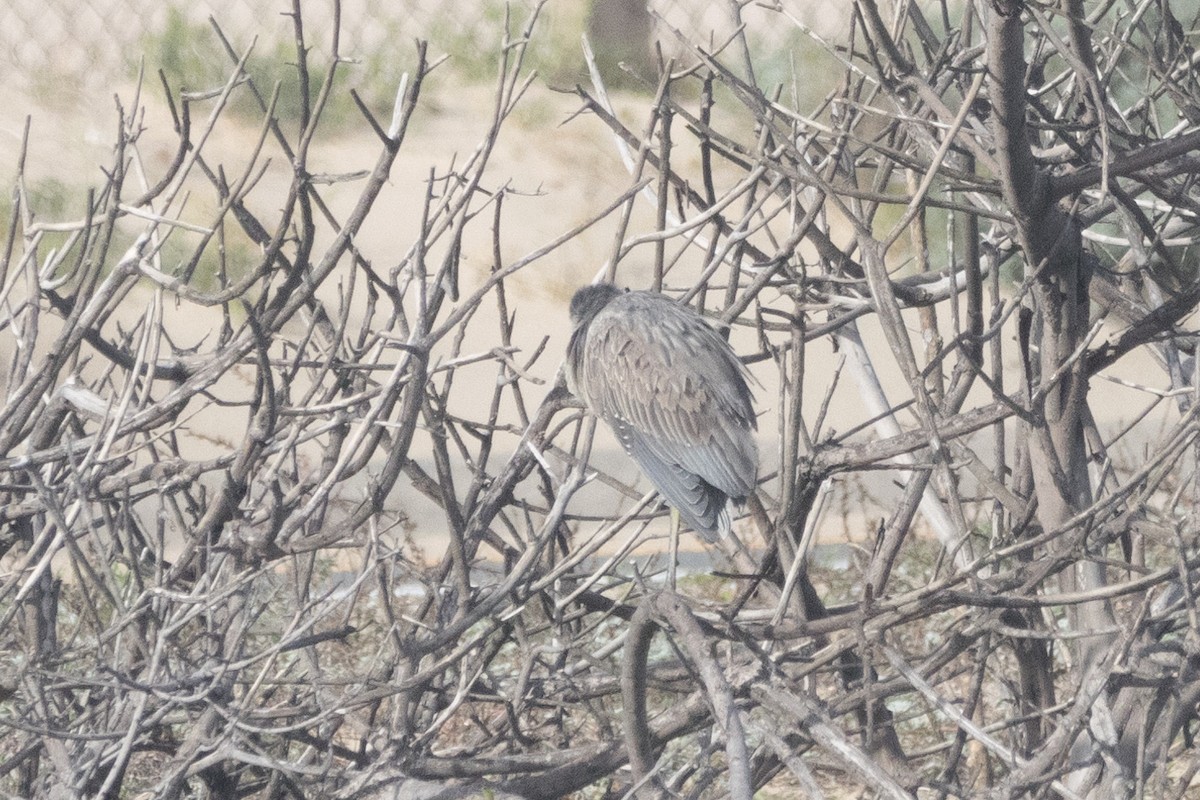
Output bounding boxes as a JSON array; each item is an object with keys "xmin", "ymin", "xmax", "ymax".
[{"xmin": 0, "ymin": 70, "xmax": 1184, "ymax": 562}]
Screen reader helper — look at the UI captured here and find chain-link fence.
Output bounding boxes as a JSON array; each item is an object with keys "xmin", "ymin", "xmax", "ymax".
[
  {"xmin": 3, "ymin": 0, "xmax": 835, "ymax": 92},
  {"xmin": 2, "ymin": 0, "xmax": 503, "ymax": 88}
]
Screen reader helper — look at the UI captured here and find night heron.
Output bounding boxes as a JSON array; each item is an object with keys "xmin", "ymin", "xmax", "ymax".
[{"xmin": 565, "ymin": 283, "xmax": 757, "ymax": 541}]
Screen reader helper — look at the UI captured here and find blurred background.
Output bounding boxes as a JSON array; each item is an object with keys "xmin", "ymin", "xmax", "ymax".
[
  {"xmin": 2, "ymin": 0, "xmax": 828, "ymax": 95},
  {"xmin": 0, "ymin": 0, "xmax": 846, "ymax": 308},
  {"xmin": 0, "ymin": 0, "xmax": 1173, "ymax": 555},
  {"xmin": 0, "ymin": 1, "xmax": 876, "ymax": 555}
]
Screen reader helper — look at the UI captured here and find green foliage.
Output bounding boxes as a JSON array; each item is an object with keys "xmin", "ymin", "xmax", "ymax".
[
  {"xmin": 136, "ymin": 3, "xmax": 595, "ymax": 136},
  {"xmin": 0, "ymin": 176, "xmax": 258, "ymax": 296},
  {"xmin": 139, "ymin": 8, "xmax": 360, "ymax": 132},
  {"xmin": 419, "ymin": 0, "xmax": 591, "ymax": 88},
  {"xmin": 679, "ymin": 569, "xmax": 738, "ymax": 602},
  {"xmin": 27, "ymin": 177, "xmax": 75, "ymax": 220},
  {"xmin": 527, "ymin": 3, "xmax": 592, "ymax": 87},
  {"xmin": 152, "ymin": 224, "xmax": 259, "ymax": 295},
  {"xmin": 425, "ymin": 0, "xmax": 513, "ymax": 82},
  {"xmin": 748, "ymin": 27, "xmax": 840, "ymax": 111},
  {"xmin": 0, "ymin": 178, "xmax": 97, "ymax": 284}
]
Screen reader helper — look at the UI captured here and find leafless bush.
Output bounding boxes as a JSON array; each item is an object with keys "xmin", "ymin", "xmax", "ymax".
[{"xmin": 4, "ymin": 1, "xmax": 1200, "ymax": 798}]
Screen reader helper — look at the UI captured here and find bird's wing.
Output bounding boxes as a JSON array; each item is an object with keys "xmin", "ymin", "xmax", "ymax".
[
  {"xmin": 610, "ymin": 417, "xmax": 729, "ymax": 540},
  {"xmin": 578, "ymin": 293, "xmax": 758, "ymax": 500}
]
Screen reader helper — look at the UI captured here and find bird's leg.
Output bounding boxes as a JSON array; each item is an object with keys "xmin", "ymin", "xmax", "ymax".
[
  {"xmin": 668, "ymin": 506, "xmax": 680, "ymax": 591},
  {"xmin": 729, "ymin": 527, "xmax": 757, "ymax": 566}
]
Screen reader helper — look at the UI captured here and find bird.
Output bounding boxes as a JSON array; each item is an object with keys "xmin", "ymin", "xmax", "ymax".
[{"xmin": 564, "ymin": 283, "xmax": 757, "ymax": 541}]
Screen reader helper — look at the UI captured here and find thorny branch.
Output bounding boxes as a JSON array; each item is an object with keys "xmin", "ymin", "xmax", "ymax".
[{"xmin": 4, "ymin": 1, "xmax": 1200, "ymax": 798}]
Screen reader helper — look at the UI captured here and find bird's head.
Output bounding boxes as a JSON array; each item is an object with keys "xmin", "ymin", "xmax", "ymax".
[{"xmin": 569, "ymin": 283, "xmax": 623, "ymax": 328}]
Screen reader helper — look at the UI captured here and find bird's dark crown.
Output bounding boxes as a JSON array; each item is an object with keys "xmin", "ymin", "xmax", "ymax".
[{"xmin": 569, "ymin": 283, "xmax": 623, "ymax": 327}]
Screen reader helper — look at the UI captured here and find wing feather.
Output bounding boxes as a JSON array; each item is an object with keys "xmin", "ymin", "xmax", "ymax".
[{"xmin": 614, "ymin": 419, "xmax": 729, "ymax": 540}]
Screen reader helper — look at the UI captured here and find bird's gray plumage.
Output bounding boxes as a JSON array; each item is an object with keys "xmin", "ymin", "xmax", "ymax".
[{"xmin": 565, "ymin": 284, "xmax": 757, "ymax": 540}]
